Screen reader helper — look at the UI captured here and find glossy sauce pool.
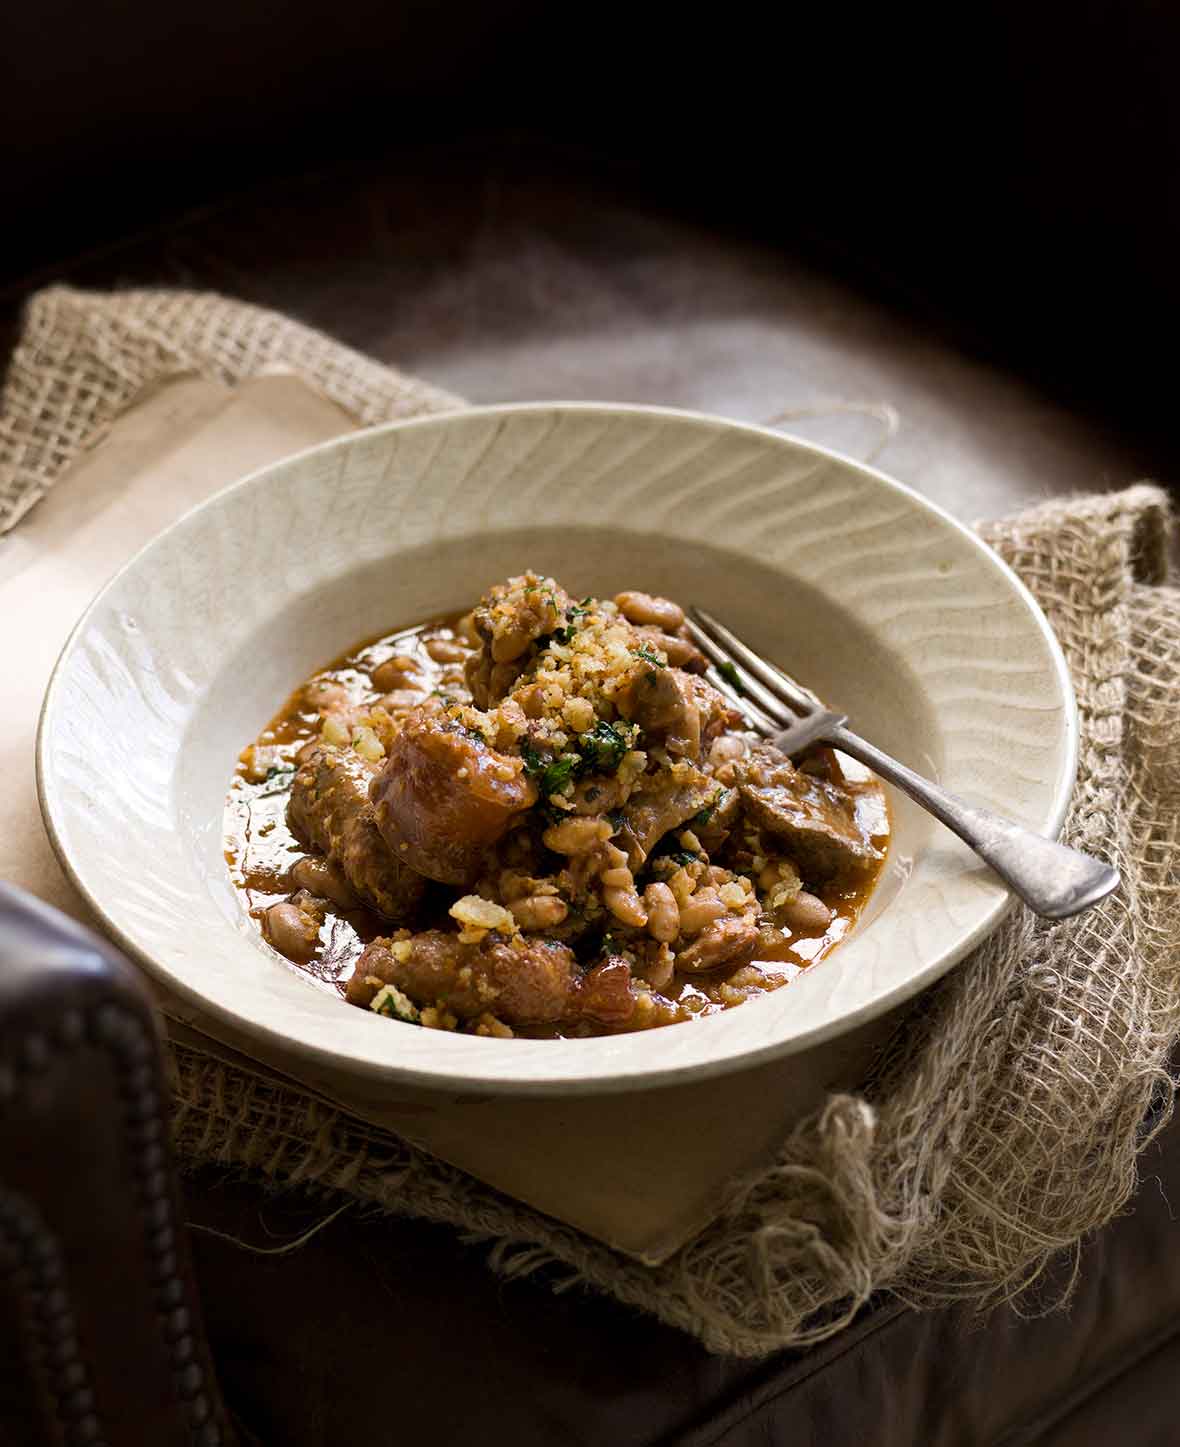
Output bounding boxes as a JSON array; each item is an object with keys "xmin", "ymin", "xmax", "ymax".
[{"xmin": 225, "ymin": 615, "xmax": 890, "ymax": 1037}]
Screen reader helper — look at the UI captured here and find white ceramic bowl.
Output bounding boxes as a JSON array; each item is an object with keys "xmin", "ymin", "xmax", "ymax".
[{"xmin": 38, "ymin": 404, "xmax": 1076, "ymax": 1095}]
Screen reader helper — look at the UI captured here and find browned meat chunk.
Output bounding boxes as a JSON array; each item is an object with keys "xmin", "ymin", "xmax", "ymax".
[
  {"xmin": 465, "ymin": 650, "xmax": 528, "ymax": 710},
  {"xmin": 369, "ymin": 709, "xmax": 537, "ymax": 886},
  {"xmin": 619, "ymin": 764, "xmax": 717, "ymax": 868},
  {"xmin": 574, "ymin": 956, "xmax": 639, "ymax": 1026},
  {"xmin": 689, "ymin": 675, "xmax": 742, "ymax": 748},
  {"xmin": 693, "ymin": 785, "xmax": 740, "ymax": 854},
  {"xmin": 736, "ymin": 743, "xmax": 882, "ymax": 881},
  {"xmin": 675, "ymin": 915, "xmax": 760, "ymax": 974},
  {"xmin": 463, "ymin": 572, "xmax": 574, "ymax": 707},
  {"xmin": 617, "ymin": 665, "xmax": 737, "ymax": 760},
  {"xmin": 617, "ymin": 665, "xmax": 702, "ymax": 758},
  {"xmin": 287, "ymin": 746, "xmax": 427, "ymax": 921},
  {"xmin": 346, "ymin": 930, "xmax": 578, "ymax": 1023},
  {"xmin": 479, "ymin": 573, "xmax": 572, "ymax": 663}
]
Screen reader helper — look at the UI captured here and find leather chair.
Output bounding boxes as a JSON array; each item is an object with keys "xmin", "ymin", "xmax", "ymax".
[{"xmin": 0, "ymin": 887, "xmax": 236, "ymax": 1445}]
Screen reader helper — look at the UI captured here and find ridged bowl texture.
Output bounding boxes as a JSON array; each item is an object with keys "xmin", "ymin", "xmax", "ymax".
[{"xmin": 37, "ymin": 405, "xmax": 1076, "ymax": 1094}]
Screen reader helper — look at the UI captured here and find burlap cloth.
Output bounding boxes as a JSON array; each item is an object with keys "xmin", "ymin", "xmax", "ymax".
[{"xmin": 4, "ymin": 287, "xmax": 1178, "ymax": 1357}]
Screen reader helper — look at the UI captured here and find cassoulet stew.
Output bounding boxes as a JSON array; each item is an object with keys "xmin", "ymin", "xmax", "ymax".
[{"xmin": 226, "ymin": 575, "xmax": 889, "ymax": 1039}]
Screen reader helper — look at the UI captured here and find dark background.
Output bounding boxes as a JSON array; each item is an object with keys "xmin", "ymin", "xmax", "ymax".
[{"xmin": 4, "ymin": 1, "xmax": 1179, "ymax": 448}]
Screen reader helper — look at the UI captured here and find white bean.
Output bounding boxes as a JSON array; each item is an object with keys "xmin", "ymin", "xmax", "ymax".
[
  {"xmin": 508, "ymin": 894, "xmax": 569, "ymax": 930},
  {"xmin": 264, "ymin": 902, "xmax": 319, "ymax": 963},
  {"xmin": 305, "ymin": 678, "xmax": 350, "ymax": 714},
  {"xmin": 290, "ymin": 856, "xmax": 357, "ymax": 909},
  {"xmin": 377, "ymin": 688, "xmax": 425, "ymax": 712},
  {"xmin": 644, "ymin": 883, "xmax": 680, "ymax": 943},
  {"xmin": 637, "ymin": 628, "xmax": 706, "ymax": 671},
  {"xmin": 642, "ymin": 944, "xmax": 675, "ymax": 991},
  {"xmin": 677, "ymin": 890, "xmax": 725, "ymax": 937},
  {"xmin": 779, "ymin": 890, "xmax": 833, "ymax": 932},
  {"xmin": 615, "ymin": 590, "xmax": 685, "ymax": 631},
  {"xmin": 543, "ymin": 816, "xmax": 611, "ymax": 855},
  {"xmin": 371, "ymin": 656, "xmax": 417, "ymax": 692},
  {"xmin": 600, "ymin": 866, "xmax": 633, "ymax": 889},
  {"xmin": 604, "ymin": 885, "xmax": 648, "ymax": 928},
  {"xmin": 426, "ymin": 636, "xmax": 468, "ymax": 664}
]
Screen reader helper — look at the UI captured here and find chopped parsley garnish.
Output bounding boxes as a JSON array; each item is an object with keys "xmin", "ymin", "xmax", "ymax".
[
  {"xmin": 256, "ymin": 763, "xmax": 295, "ymax": 797},
  {"xmin": 645, "ymin": 836, "xmax": 702, "ymax": 871},
  {"xmin": 522, "ymin": 742, "xmax": 581, "ymax": 798},
  {"xmin": 717, "ymin": 660, "xmax": 743, "ymax": 691},
  {"xmin": 373, "ymin": 988, "xmax": 421, "ymax": 1025},
  {"xmin": 539, "ymin": 753, "xmax": 580, "ymax": 797},
  {"xmin": 578, "ymin": 720, "xmax": 630, "ymax": 773},
  {"xmin": 524, "ymin": 721, "xmax": 634, "ymax": 806},
  {"xmin": 691, "ymin": 789, "xmax": 725, "ymax": 827},
  {"xmin": 551, "ymin": 601, "xmax": 591, "ymax": 645},
  {"xmin": 634, "ymin": 646, "xmax": 666, "ymax": 668}
]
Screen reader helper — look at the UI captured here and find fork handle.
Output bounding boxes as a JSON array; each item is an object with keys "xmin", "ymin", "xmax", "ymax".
[{"xmin": 827, "ymin": 725, "xmax": 1119, "ymax": 920}]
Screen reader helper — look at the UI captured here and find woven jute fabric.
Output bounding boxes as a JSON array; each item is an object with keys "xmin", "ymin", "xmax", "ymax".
[
  {"xmin": 5, "ymin": 286, "xmax": 1178, "ymax": 1356},
  {"xmin": 0, "ymin": 285, "xmax": 461, "ymax": 534}
]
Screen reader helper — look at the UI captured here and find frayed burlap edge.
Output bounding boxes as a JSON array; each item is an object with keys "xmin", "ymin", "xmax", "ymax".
[
  {"xmin": 0, "ymin": 285, "xmax": 462, "ymax": 533},
  {"xmin": 7, "ymin": 287, "xmax": 1178, "ymax": 1356},
  {"xmin": 169, "ymin": 481, "xmax": 1179, "ymax": 1356}
]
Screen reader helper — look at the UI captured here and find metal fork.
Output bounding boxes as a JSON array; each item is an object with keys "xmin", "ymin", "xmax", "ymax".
[{"xmin": 686, "ymin": 608, "xmax": 1119, "ymax": 921}]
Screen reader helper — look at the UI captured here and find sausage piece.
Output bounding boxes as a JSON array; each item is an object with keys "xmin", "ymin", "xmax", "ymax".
[
  {"xmin": 347, "ymin": 931, "xmax": 578, "ymax": 1023},
  {"xmin": 369, "ymin": 709, "xmax": 537, "ymax": 886},
  {"xmin": 287, "ymin": 745, "xmax": 427, "ymax": 920},
  {"xmin": 348, "ymin": 931, "xmax": 642, "ymax": 1030}
]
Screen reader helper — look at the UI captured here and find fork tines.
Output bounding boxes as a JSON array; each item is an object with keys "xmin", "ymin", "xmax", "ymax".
[{"xmin": 686, "ymin": 609, "xmax": 843, "ymax": 756}]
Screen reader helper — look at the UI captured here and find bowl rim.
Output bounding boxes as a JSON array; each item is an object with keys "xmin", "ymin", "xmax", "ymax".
[{"xmin": 37, "ymin": 400, "xmax": 1078, "ymax": 1094}]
